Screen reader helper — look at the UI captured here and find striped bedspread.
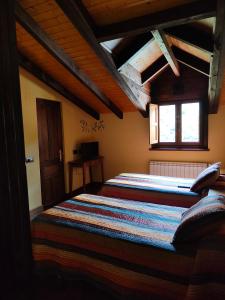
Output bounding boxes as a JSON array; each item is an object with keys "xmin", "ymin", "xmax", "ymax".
[
  {"xmin": 99, "ymin": 173, "xmax": 202, "ymax": 207},
  {"xmin": 119, "ymin": 173, "xmax": 195, "ymax": 187},
  {"xmin": 32, "ymin": 194, "xmax": 225, "ymax": 299}
]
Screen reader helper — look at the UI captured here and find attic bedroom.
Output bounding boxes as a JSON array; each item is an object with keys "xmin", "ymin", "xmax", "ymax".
[{"xmin": 1, "ymin": 1, "xmax": 225, "ymax": 299}]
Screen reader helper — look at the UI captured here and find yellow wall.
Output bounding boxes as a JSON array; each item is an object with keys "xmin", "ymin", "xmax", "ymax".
[
  {"xmin": 20, "ymin": 68, "xmax": 99, "ymax": 210},
  {"xmin": 96, "ymin": 105, "xmax": 225, "ymax": 180},
  {"xmin": 20, "ymin": 66, "xmax": 225, "ymax": 211}
]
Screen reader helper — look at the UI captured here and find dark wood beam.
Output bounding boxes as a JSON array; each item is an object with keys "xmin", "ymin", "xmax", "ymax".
[
  {"xmin": 124, "ymin": 76, "xmax": 149, "ymax": 96},
  {"xmin": 173, "ymin": 47, "xmax": 210, "ymax": 76},
  {"xmin": 0, "ymin": 1, "xmax": 32, "ymax": 298},
  {"xmin": 119, "ymin": 63, "xmax": 142, "ymax": 85},
  {"xmin": 19, "ymin": 53, "xmax": 100, "ymax": 120},
  {"xmin": 121, "ymin": 72, "xmax": 150, "ymax": 103},
  {"xmin": 141, "ymin": 56, "xmax": 169, "ymax": 84},
  {"xmin": 120, "ymin": 70, "xmax": 148, "ymax": 93},
  {"xmin": 15, "ymin": 2, "xmax": 123, "ymax": 119},
  {"xmin": 96, "ymin": 0, "xmax": 216, "ymax": 42},
  {"xmin": 139, "ymin": 106, "xmax": 149, "ymax": 118},
  {"xmin": 55, "ymin": 0, "xmax": 148, "ymax": 113},
  {"xmin": 114, "ymin": 33, "xmax": 154, "ymax": 69},
  {"xmin": 165, "ymin": 25, "xmax": 214, "ymax": 54},
  {"xmin": 119, "ymin": 63, "xmax": 150, "ymax": 109},
  {"xmin": 152, "ymin": 30, "xmax": 180, "ymax": 76},
  {"xmin": 208, "ymin": 0, "xmax": 225, "ymax": 113}
]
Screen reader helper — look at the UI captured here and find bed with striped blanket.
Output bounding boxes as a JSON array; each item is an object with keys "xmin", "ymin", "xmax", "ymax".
[
  {"xmin": 32, "ymin": 194, "xmax": 225, "ymax": 300},
  {"xmin": 99, "ymin": 173, "xmax": 203, "ymax": 207}
]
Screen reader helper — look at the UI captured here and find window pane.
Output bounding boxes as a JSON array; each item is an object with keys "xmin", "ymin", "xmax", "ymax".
[
  {"xmin": 182, "ymin": 103, "xmax": 199, "ymax": 142},
  {"xmin": 159, "ymin": 105, "xmax": 175, "ymax": 142}
]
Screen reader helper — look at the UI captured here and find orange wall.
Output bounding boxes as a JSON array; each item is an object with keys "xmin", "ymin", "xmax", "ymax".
[{"xmin": 96, "ymin": 106, "xmax": 225, "ymax": 180}]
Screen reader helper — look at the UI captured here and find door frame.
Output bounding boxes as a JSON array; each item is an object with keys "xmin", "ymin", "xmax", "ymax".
[
  {"xmin": 0, "ymin": 1, "xmax": 32, "ymax": 297},
  {"xmin": 36, "ymin": 98, "xmax": 66, "ymax": 207}
]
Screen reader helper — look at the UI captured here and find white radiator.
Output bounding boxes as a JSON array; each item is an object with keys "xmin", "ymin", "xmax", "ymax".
[{"xmin": 149, "ymin": 161, "xmax": 208, "ymax": 178}]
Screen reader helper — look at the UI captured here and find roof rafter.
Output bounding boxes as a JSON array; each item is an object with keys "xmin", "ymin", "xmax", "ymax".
[
  {"xmin": 114, "ymin": 33, "xmax": 154, "ymax": 70},
  {"xmin": 208, "ymin": 0, "xmax": 225, "ymax": 113},
  {"xmin": 118, "ymin": 63, "xmax": 150, "ymax": 114},
  {"xmin": 120, "ymin": 64, "xmax": 150, "ymax": 96},
  {"xmin": 152, "ymin": 30, "xmax": 180, "ymax": 76},
  {"xmin": 15, "ymin": 2, "xmax": 123, "ymax": 119},
  {"xmin": 141, "ymin": 56, "xmax": 169, "ymax": 85},
  {"xmin": 165, "ymin": 25, "xmax": 214, "ymax": 54},
  {"xmin": 172, "ymin": 47, "xmax": 210, "ymax": 77},
  {"xmin": 96, "ymin": 0, "xmax": 216, "ymax": 42},
  {"xmin": 55, "ymin": 0, "xmax": 148, "ymax": 113},
  {"xmin": 19, "ymin": 53, "xmax": 100, "ymax": 120}
]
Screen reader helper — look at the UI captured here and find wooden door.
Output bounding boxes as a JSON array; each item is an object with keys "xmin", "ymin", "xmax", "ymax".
[{"xmin": 36, "ymin": 99, "xmax": 65, "ymax": 207}]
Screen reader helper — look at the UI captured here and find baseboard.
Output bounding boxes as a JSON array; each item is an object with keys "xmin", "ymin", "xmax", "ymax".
[{"xmin": 30, "ymin": 205, "xmax": 43, "ymax": 220}]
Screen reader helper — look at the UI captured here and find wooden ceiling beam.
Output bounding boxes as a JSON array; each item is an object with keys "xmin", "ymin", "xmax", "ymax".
[
  {"xmin": 151, "ymin": 30, "xmax": 180, "ymax": 76},
  {"xmin": 55, "ymin": 0, "xmax": 148, "ymax": 114},
  {"xmin": 19, "ymin": 53, "xmax": 100, "ymax": 120},
  {"xmin": 119, "ymin": 64, "xmax": 150, "ymax": 110},
  {"xmin": 141, "ymin": 56, "xmax": 169, "ymax": 85},
  {"xmin": 139, "ymin": 106, "xmax": 149, "ymax": 118},
  {"xmin": 120, "ymin": 64, "xmax": 149, "ymax": 95},
  {"xmin": 165, "ymin": 25, "xmax": 214, "ymax": 54},
  {"xmin": 172, "ymin": 47, "xmax": 210, "ymax": 76},
  {"xmin": 114, "ymin": 33, "xmax": 154, "ymax": 70},
  {"xmin": 96, "ymin": 0, "xmax": 216, "ymax": 42},
  {"xmin": 15, "ymin": 2, "xmax": 123, "ymax": 119},
  {"xmin": 208, "ymin": 0, "xmax": 225, "ymax": 113}
]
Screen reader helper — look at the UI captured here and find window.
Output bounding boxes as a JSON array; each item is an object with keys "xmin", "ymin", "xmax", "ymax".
[
  {"xmin": 149, "ymin": 100, "xmax": 208, "ymax": 150},
  {"xmin": 159, "ymin": 105, "xmax": 176, "ymax": 142}
]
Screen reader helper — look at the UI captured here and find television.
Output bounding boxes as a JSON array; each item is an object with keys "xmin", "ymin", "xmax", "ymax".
[{"xmin": 79, "ymin": 142, "xmax": 99, "ymax": 160}]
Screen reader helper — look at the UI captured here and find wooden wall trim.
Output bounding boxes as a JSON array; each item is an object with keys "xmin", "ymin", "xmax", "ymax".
[
  {"xmin": 15, "ymin": 2, "xmax": 123, "ymax": 119},
  {"xmin": 0, "ymin": 1, "xmax": 32, "ymax": 297},
  {"xmin": 19, "ymin": 53, "xmax": 100, "ymax": 120}
]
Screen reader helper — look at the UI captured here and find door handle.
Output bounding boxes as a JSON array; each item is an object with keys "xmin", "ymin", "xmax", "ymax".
[{"xmin": 59, "ymin": 149, "xmax": 63, "ymax": 162}]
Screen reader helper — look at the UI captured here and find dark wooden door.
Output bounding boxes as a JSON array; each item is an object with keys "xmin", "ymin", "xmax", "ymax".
[{"xmin": 36, "ymin": 99, "xmax": 65, "ymax": 207}]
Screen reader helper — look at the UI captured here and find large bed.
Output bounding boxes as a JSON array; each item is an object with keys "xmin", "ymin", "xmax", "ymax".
[
  {"xmin": 99, "ymin": 173, "xmax": 203, "ymax": 207},
  {"xmin": 32, "ymin": 193, "xmax": 225, "ymax": 300}
]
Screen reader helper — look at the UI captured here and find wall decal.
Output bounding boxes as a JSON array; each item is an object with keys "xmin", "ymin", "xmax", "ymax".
[{"xmin": 80, "ymin": 119, "xmax": 105, "ymax": 133}]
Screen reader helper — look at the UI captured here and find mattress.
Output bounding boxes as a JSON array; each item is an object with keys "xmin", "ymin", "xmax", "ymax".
[
  {"xmin": 31, "ymin": 193, "xmax": 225, "ymax": 300},
  {"xmin": 99, "ymin": 173, "xmax": 203, "ymax": 207}
]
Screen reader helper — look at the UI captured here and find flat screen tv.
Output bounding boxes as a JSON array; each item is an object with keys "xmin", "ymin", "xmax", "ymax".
[{"xmin": 79, "ymin": 142, "xmax": 99, "ymax": 160}]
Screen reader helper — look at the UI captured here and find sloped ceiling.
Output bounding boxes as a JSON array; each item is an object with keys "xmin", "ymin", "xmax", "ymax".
[
  {"xmin": 83, "ymin": 0, "xmax": 198, "ymax": 26},
  {"xmin": 16, "ymin": 0, "xmax": 225, "ymax": 118}
]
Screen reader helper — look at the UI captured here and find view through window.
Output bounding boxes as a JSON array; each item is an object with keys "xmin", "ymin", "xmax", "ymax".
[
  {"xmin": 159, "ymin": 105, "xmax": 175, "ymax": 142},
  {"xmin": 181, "ymin": 102, "xmax": 199, "ymax": 142},
  {"xmin": 159, "ymin": 102, "xmax": 200, "ymax": 143}
]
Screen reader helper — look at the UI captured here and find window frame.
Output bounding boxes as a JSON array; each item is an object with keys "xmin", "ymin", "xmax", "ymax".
[{"xmin": 150, "ymin": 99, "xmax": 208, "ymax": 151}]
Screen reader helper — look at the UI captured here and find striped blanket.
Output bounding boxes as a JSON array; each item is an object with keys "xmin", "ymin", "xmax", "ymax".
[
  {"xmin": 99, "ymin": 173, "xmax": 203, "ymax": 207},
  {"xmin": 32, "ymin": 194, "xmax": 225, "ymax": 299}
]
